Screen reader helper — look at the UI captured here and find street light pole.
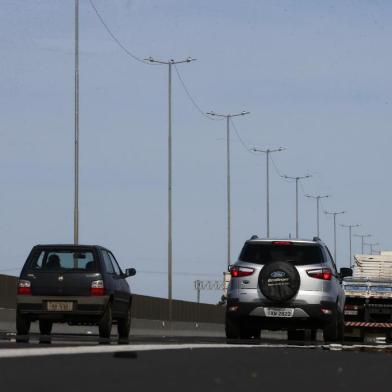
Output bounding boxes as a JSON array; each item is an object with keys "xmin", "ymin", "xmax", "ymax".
[
  {"xmin": 74, "ymin": 0, "xmax": 79, "ymax": 245},
  {"xmin": 284, "ymin": 175, "xmax": 311, "ymax": 238},
  {"xmin": 305, "ymin": 194, "xmax": 330, "ymax": 238},
  {"xmin": 207, "ymin": 111, "xmax": 250, "ymax": 267},
  {"xmin": 364, "ymin": 242, "xmax": 379, "ymax": 255},
  {"xmin": 340, "ymin": 224, "xmax": 360, "ymax": 268},
  {"xmin": 324, "ymin": 210, "xmax": 346, "ymax": 262},
  {"xmin": 145, "ymin": 56, "xmax": 196, "ymax": 326},
  {"xmin": 252, "ymin": 147, "xmax": 285, "ymax": 238},
  {"xmin": 354, "ymin": 234, "xmax": 372, "ymax": 254}
]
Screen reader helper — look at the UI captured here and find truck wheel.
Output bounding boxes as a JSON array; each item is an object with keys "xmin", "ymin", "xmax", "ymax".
[
  {"xmin": 225, "ymin": 315, "xmax": 241, "ymax": 339},
  {"xmin": 39, "ymin": 320, "xmax": 53, "ymax": 335},
  {"xmin": 99, "ymin": 304, "xmax": 113, "ymax": 339},
  {"xmin": 16, "ymin": 312, "xmax": 31, "ymax": 343},
  {"xmin": 117, "ymin": 306, "xmax": 131, "ymax": 340}
]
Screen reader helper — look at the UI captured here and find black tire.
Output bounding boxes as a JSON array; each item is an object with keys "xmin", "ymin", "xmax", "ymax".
[
  {"xmin": 99, "ymin": 303, "xmax": 113, "ymax": 339},
  {"xmin": 323, "ymin": 310, "xmax": 343, "ymax": 343},
  {"xmin": 117, "ymin": 306, "xmax": 132, "ymax": 339},
  {"xmin": 16, "ymin": 312, "xmax": 30, "ymax": 343},
  {"xmin": 287, "ymin": 330, "xmax": 305, "ymax": 341},
  {"xmin": 258, "ymin": 261, "xmax": 301, "ymax": 302},
  {"xmin": 39, "ymin": 320, "xmax": 53, "ymax": 335},
  {"xmin": 225, "ymin": 315, "xmax": 241, "ymax": 339}
]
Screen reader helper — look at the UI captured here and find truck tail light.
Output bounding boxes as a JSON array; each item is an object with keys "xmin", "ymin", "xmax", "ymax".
[
  {"xmin": 18, "ymin": 280, "xmax": 31, "ymax": 295},
  {"xmin": 230, "ymin": 266, "xmax": 255, "ymax": 278},
  {"xmin": 90, "ymin": 280, "xmax": 105, "ymax": 296},
  {"xmin": 306, "ymin": 268, "xmax": 333, "ymax": 280}
]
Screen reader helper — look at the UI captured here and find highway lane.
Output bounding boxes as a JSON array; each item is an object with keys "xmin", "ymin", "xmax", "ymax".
[{"xmin": 0, "ymin": 342, "xmax": 391, "ymax": 392}]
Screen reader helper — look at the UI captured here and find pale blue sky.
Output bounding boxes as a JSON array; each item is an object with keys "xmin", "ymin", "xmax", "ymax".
[{"xmin": 1, "ymin": 0, "xmax": 392, "ymax": 303}]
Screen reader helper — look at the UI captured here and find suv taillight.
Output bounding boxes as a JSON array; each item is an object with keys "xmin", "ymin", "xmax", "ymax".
[
  {"xmin": 230, "ymin": 266, "xmax": 255, "ymax": 278},
  {"xmin": 18, "ymin": 280, "xmax": 31, "ymax": 295},
  {"xmin": 306, "ymin": 268, "xmax": 333, "ymax": 280},
  {"xmin": 90, "ymin": 280, "xmax": 105, "ymax": 296}
]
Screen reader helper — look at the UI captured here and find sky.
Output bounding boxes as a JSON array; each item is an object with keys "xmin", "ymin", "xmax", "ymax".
[{"xmin": 1, "ymin": 0, "xmax": 392, "ymax": 304}]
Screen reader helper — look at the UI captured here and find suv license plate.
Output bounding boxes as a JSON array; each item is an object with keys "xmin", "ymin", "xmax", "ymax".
[
  {"xmin": 265, "ymin": 308, "xmax": 294, "ymax": 318},
  {"xmin": 47, "ymin": 301, "xmax": 73, "ymax": 312}
]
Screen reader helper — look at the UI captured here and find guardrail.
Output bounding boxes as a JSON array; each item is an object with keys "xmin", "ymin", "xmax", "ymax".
[{"xmin": 0, "ymin": 274, "xmax": 224, "ymax": 324}]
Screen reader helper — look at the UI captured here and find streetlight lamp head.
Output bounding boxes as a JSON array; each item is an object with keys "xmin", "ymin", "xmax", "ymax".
[{"xmin": 206, "ymin": 111, "xmax": 215, "ymax": 116}]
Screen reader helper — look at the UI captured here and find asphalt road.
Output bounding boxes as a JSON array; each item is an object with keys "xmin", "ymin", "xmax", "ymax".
[{"xmin": 0, "ymin": 334, "xmax": 391, "ymax": 392}]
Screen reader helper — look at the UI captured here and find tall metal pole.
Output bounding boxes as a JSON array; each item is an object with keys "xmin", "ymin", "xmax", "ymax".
[
  {"xmin": 74, "ymin": 0, "xmax": 79, "ymax": 245},
  {"xmin": 226, "ymin": 116, "xmax": 231, "ymax": 267},
  {"xmin": 354, "ymin": 234, "xmax": 371, "ymax": 254},
  {"xmin": 340, "ymin": 224, "xmax": 360, "ymax": 268},
  {"xmin": 207, "ymin": 111, "xmax": 250, "ymax": 267},
  {"xmin": 325, "ymin": 211, "xmax": 345, "ymax": 262},
  {"xmin": 284, "ymin": 174, "xmax": 311, "ymax": 239},
  {"xmin": 253, "ymin": 147, "xmax": 285, "ymax": 238},
  {"xmin": 305, "ymin": 194, "xmax": 330, "ymax": 237},
  {"xmin": 145, "ymin": 57, "xmax": 196, "ymax": 325},
  {"xmin": 364, "ymin": 242, "xmax": 379, "ymax": 255}
]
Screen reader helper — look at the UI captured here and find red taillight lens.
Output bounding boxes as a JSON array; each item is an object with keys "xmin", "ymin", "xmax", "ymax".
[
  {"xmin": 90, "ymin": 280, "xmax": 105, "ymax": 296},
  {"xmin": 306, "ymin": 268, "xmax": 333, "ymax": 280},
  {"xmin": 230, "ymin": 266, "xmax": 255, "ymax": 278},
  {"xmin": 18, "ymin": 280, "xmax": 31, "ymax": 295},
  {"xmin": 272, "ymin": 241, "xmax": 292, "ymax": 245}
]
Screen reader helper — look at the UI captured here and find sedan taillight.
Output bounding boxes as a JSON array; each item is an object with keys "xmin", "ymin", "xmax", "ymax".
[
  {"xmin": 306, "ymin": 268, "xmax": 333, "ymax": 280},
  {"xmin": 18, "ymin": 279, "xmax": 31, "ymax": 295},
  {"xmin": 230, "ymin": 266, "xmax": 255, "ymax": 278},
  {"xmin": 90, "ymin": 280, "xmax": 105, "ymax": 296}
]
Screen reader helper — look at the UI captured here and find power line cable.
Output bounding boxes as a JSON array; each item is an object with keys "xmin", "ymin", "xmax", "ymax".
[
  {"xmin": 229, "ymin": 118, "xmax": 258, "ymax": 154},
  {"xmin": 173, "ymin": 65, "xmax": 223, "ymax": 121},
  {"xmin": 88, "ymin": 0, "xmax": 160, "ymax": 66}
]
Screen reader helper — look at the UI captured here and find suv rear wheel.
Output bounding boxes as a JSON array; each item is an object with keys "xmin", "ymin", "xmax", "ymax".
[
  {"xmin": 323, "ymin": 309, "xmax": 343, "ymax": 342},
  {"xmin": 225, "ymin": 315, "xmax": 241, "ymax": 339}
]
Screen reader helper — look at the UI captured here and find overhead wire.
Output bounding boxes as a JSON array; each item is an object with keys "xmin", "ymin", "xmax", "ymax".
[
  {"xmin": 229, "ymin": 118, "xmax": 257, "ymax": 154},
  {"xmin": 88, "ymin": 0, "xmax": 161, "ymax": 66}
]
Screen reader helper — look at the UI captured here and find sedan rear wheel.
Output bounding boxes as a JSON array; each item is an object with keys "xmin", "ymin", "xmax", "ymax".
[
  {"xmin": 16, "ymin": 312, "xmax": 31, "ymax": 343},
  {"xmin": 99, "ymin": 303, "xmax": 113, "ymax": 339},
  {"xmin": 117, "ymin": 306, "xmax": 132, "ymax": 339}
]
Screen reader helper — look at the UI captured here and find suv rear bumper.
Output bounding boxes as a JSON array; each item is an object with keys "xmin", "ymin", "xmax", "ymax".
[
  {"xmin": 17, "ymin": 295, "xmax": 109, "ymax": 322},
  {"xmin": 226, "ymin": 300, "xmax": 337, "ymax": 329}
]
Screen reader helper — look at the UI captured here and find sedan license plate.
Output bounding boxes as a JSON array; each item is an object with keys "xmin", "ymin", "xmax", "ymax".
[
  {"xmin": 47, "ymin": 301, "xmax": 73, "ymax": 312},
  {"xmin": 265, "ymin": 308, "xmax": 294, "ymax": 318}
]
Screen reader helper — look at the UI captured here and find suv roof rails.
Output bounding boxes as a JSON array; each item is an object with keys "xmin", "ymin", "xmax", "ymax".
[
  {"xmin": 250, "ymin": 234, "xmax": 259, "ymax": 240},
  {"xmin": 313, "ymin": 236, "xmax": 322, "ymax": 242}
]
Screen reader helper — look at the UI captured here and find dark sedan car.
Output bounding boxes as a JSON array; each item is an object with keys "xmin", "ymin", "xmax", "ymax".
[{"xmin": 16, "ymin": 244, "xmax": 136, "ymax": 341}]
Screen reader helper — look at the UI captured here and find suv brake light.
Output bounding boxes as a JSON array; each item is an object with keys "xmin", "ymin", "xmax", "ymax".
[
  {"xmin": 306, "ymin": 268, "xmax": 333, "ymax": 280},
  {"xmin": 272, "ymin": 241, "xmax": 292, "ymax": 245},
  {"xmin": 90, "ymin": 280, "xmax": 105, "ymax": 296},
  {"xmin": 18, "ymin": 280, "xmax": 31, "ymax": 295},
  {"xmin": 230, "ymin": 266, "xmax": 255, "ymax": 278}
]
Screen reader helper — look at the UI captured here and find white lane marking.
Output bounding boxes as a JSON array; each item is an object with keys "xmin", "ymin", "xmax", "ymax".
[{"xmin": 0, "ymin": 343, "xmax": 317, "ymax": 359}]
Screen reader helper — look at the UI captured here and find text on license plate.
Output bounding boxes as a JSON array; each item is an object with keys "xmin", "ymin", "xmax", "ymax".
[
  {"xmin": 265, "ymin": 308, "xmax": 294, "ymax": 318},
  {"xmin": 47, "ymin": 301, "xmax": 73, "ymax": 312}
]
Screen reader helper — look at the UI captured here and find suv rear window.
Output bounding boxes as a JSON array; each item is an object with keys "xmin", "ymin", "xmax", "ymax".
[
  {"xmin": 28, "ymin": 249, "xmax": 97, "ymax": 272},
  {"xmin": 239, "ymin": 242, "xmax": 324, "ymax": 265}
]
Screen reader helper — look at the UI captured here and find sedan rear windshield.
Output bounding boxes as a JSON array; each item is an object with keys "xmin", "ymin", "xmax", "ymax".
[
  {"xmin": 239, "ymin": 242, "xmax": 324, "ymax": 265},
  {"xmin": 28, "ymin": 249, "xmax": 97, "ymax": 272}
]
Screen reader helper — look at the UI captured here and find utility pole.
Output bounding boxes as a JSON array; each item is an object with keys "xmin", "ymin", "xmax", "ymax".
[
  {"xmin": 283, "ymin": 174, "xmax": 311, "ymax": 238},
  {"xmin": 206, "ymin": 111, "xmax": 250, "ymax": 267},
  {"xmin": 324, "ymin": 210, "xmax": 346, "ymax": 262},
  {"xmin": 354, "ymin": 234, "xmax": 372, "ymax": 254},
  {"xmin": 146, "ymin": 56, "xmax": 196, "ymax": 326},
  {"xmin": 252, "ymin": 147, "xmax": 285, "ymax": 238},
  {"xmin": 340, "ymin": 224, "xmax": 360, "ymax": 268},
  {"xmin": 364, "ymin": 242, "xmax": 379, "ymax": 255},
  {"xmin": 74, "ymin": 0, "xmax": 80, "ymax": 245},
  {"xmin": 305, "ymin": 194, "xmax": 330, "ymax": 238}
]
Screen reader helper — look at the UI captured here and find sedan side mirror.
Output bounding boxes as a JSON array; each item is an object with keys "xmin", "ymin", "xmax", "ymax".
[
  {"xmin": 339, "ymin": 267, "xmax": 353, "ymax": 279},
  {"xmin": 125, "ymin": 268, "xmax": 136, "ymax": 277}
]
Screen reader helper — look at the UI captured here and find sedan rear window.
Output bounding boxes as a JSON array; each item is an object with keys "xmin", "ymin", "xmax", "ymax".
[
  {"xmin": 239, "ymin": 242, "xmax": 324, "ymax": 265},
  {"xmin": 28, "ymin": 250, "xmax": 97, "ymax": 272}
]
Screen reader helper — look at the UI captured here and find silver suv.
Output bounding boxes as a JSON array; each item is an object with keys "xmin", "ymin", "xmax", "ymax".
[{"xmin": 226, "ymin": 236, "xmax": 349, "ymax": 342}]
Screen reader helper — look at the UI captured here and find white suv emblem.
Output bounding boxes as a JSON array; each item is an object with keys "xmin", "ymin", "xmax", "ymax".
[{"xmin": 58, "ymin": 276, "xmax": 64, "ymax": 282}]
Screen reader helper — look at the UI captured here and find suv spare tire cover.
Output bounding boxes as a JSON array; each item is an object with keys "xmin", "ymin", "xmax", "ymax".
[{"xmin": 259, "ymin": 261, "xmax": 301, "ymax": 302}]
